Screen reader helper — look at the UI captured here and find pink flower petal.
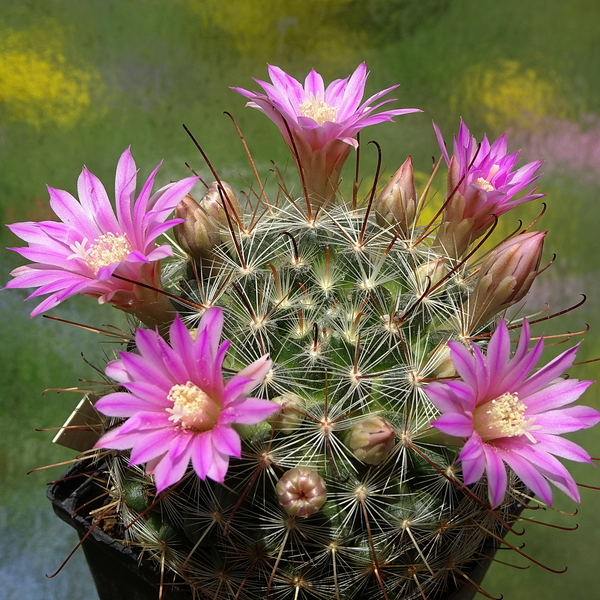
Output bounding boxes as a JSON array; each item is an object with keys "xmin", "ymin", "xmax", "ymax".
[
  {"xmin": 95, "ymin": 425, "xmax": 144, "ymax": 450},
  {"xmin": 206, "ymin": 446, "xmax": 230, "ymax": 483},
  {"xmin": 485, "ymin": 319, "xmax": 511, "ymax": 389},
  {"xmin": 152, "ymin": 440, "xmax": 193, "ymax": 492},
  {"xmin": 190, "ymin": 432, "xmax": 213, "ymax": 480},
  {"xmin": 168, "ymin": 314, "xmax": 196, "ymax": 375},
  {"xmin": 459, "ymin": 434, "xmax": 486, "ymax": 484},
  {"xmin": 94, "ymin": 392, "xmax": 155, "ymax": 417},
  {"xmin": 114, "ymin": 147, "xmax": 137, "ymax": 234},
  {"xmin": 223, "ymin": 355, "xmax": 272, "ymax": 401},
  {"xmin": 424, "ymin": 382, "xmax": 466, "ymax": 414},
  {"xmin": 448, "ymin": 341, "xmax": 479, "ymax": 391},
  {"xmin": 534, "ymin": 433, "xmax": 593, "ymax": 463},
  {"xmin": 525, "ymin": 378, "xmax": 594, "ymax": 414},
  {"xmin": 46, "ymin": 187, "xmax": 99, "ymax": 239},
  {"xmin": 530, "ymin": 405, "xmax": 600, "ymax": 434},
  {"xmin": 500, "ymin": 343, "xmax": 544, "ymax": 395},
  {"xmin": 482, "ymin": 446, "xmax": 508, "ymax": 508},
  {"xmin": 431, "ymin": 412, "xmax": 474, "ymax": 437},
  {"xmin": 129, "ymin": 429, "xmax": 180, "ymax": 465},
  {"xmin": 517, "ymin": 344, "xmax": 579, "ymax": 397},
  {"xmin": 220, "ymin": 397, "xmax": 279, "ymax": 425},
  {"xmin": 499, "ymin": 447, "xmax": 554, "ymax": 505},
  {"xmin": 103, "ymin": 357, "xmax": 127, "ymax": 380},
  {"xmin": 212, "ymin": 425, "xmax": 242, "ymax": 458},
  {"xmin": 77, "ymin": 167, "xmax": 120, "ymax": 234},
  {"xmin": 304, "ymin": 69, "xmax": 325, "ymax": 98},
  {"xmin": 512, "ymin": 443, "xmax": 580, "ymax": 502}
]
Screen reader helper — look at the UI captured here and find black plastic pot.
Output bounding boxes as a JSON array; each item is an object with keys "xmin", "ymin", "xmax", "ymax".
[
  {"xmin": 47, "ymin": 459, "xmax": 189, "ymax": 600},
  {"xmin": 48, "ymin": 459, "xmax": 518, "ymax": 600}
]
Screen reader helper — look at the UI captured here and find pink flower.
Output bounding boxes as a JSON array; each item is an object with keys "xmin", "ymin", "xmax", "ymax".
[
  {"xmin": 95, "ymin": 308, "xmax": 277, "ymax": 491},
  {"xmin": 233, "ymin": 63, "xmax": 419, "ymax": 150},
  {"xmin": 5, "ymin": 148, "xmax": 198, "ymax": 327},
  {"xmin": 433, "ymin": 120, "xmax": 544, "ymax": 259},
  {"xmin": 425, "ymin": 319, "xmax": 599, "ymax": 508},
  {"xmin": 233, "ymin": 64, "xmax": 420, "ymax": 208}
]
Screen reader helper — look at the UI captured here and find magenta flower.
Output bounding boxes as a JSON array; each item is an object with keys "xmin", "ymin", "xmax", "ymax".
[
  {"xmin": 233, "ymin": 63, "xmax": 420, "ymax": 208},
  {"xmin": 5, "ymin": 148, "xmax": 197, "ymax": 328},
  {"xmin": 425, "ymin": 319, "xmax": 599, "ymax": 508},
  {"xmin": 433, "ymin": 120, "xmax": 544, "ymax": 259},
  {"xmin": 233, "ymin": 63, "xmax": 419, "ymax": 150},
  {"xmin": 95, "ymin": 308, "xmax": 278, "ymax": 491}
]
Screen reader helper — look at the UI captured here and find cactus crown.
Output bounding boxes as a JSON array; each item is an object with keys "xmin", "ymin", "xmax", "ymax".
[{"xmin": 109, "ymin": 182, "xmax": 505, "ymax": 599}]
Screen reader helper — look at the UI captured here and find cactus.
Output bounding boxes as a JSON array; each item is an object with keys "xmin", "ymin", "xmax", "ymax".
[
  {"xmin": 103, "ymin": 190, "xmax": 514, "ymax": 599},
  {"xmin": 6, "ymin": 64, "xmax": 599, "ymax": 600}
]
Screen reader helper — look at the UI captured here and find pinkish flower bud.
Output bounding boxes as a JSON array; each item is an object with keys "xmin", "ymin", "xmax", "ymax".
[
  {"xmin": 173, "ymin": 195, "xmax": 221, "ymax": 263},
  {"xmin": 375, "ymin": 156, "xmax": 418, "ymax": 236},
  {"xmin": 467, "ymin": 231, "xmax": 546, "ymax": 332},
  {"xmin": 267, "ymin": 393, "xmax": 305, "ymax": 433},
  {"xmin": 346, "ymin": 416, "xmax": 396, "ymax": 465},
  {"xmin": 201, "ymin": 182, "xmax": 242, "ymax": 228},
  {"xmin": 276, "ymin": 467, "xmax": 327, "ymax": 517}
]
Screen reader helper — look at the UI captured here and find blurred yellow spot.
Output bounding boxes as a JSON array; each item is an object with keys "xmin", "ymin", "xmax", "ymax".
[
  {"xmin": 453, "ymin": 59, "xmax": 567, "ymax": 131},
  {"xmin": 0, "ymin": 26, "xmax": 103, "ymax": 128}
]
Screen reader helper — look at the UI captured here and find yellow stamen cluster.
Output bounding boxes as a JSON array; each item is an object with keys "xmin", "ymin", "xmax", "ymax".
[
  {"xmin": 475, "ymin": 163, "xmax": 500, "ymax": 192},
  {"xmin": 166, "ymin": 381, "xmax": 220, "ymax": 432},
  {"xmin": 473, "ymin": 392, "xmax": 537, "ymax": 442},
  {"xmin": 69, "ymin": 232, "xmax": 132, "ymax": 275},
  {"xmin": 298, "ymin": 93, "xmax": 338, "ymax": 126},
  {"xmin": 475, "ymin": 177, "xmax": 495, "ymax": 192}
]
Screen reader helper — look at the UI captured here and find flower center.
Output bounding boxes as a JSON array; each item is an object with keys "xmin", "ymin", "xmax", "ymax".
[
  {"xmin": 68, "ymin": 233, "xmax": 132, "ymax": 275},
  {"xmin": 475, "ymin": 164, "xmax": 500, "ymax": 192},
  {"xmin": 166, "ymin": 381, "xmax": 221, "ymax": 432},
  {"xmin": 476, "ymin": 177, "xmax": 495, "ymax": 192},
  {"xmin": 473, "ymin": 392, "xmax": 538, "ymax": 442},
  {"xmin": 298, "ymin": 93, "xmax": 338, "ymax": 126}
]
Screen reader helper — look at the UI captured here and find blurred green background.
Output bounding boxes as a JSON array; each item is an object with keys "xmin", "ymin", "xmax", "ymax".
[{"xmin": 1, "ymin": 0, "xmax": 600, "ymax": 598}]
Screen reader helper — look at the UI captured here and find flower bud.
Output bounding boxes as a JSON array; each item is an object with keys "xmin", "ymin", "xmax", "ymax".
[
  {"xmin": 346, "ymin": 416, "xmax": 396, "ymax": 465},
  {"xmin": 267, "ymin": 393, "xmax": 305, "ymax": 433},
  {"xmin": 173, "ymin": 194, "xmax": 221, "ymax": 263},
  {"xmin": 430, "ymin": 344, "xmax": 456, "ymax": 379},
  {"xmin": 414, "ymin": 257, "xmax": 447, "ymax": 295},
  {"xmin": 375, "ymin": 156, "xmax": 418, "ymax": 237},
  {"xmin": 467, "ymin": 231, "xmax": 546, "ymax": 332},
  {"xmin": 276, "ymin": 467, "xmax": 327, "ymax": 517},
  {"xmin": 201, "ymin": 182, "xmax": 242, "ymax": 228}
]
